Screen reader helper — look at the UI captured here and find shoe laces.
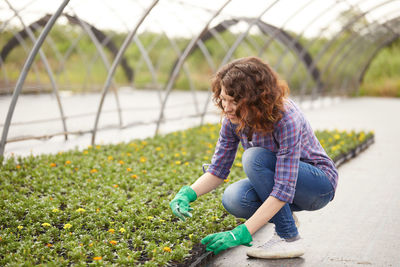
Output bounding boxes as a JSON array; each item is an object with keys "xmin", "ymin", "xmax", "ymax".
[{"xmin": 258, "ymin": 233, "xmax": 285, "ymax": 249}]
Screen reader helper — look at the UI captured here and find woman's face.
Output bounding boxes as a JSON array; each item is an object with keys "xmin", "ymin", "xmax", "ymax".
[{"xmin": 220, "ymin": 86, "xmax": 239, "ymax": 124}]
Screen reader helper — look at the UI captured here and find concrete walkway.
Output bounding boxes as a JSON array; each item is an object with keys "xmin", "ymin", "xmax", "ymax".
[{"xmin": 208, "ymin": 97, "xmax": 400, "ymax": 267}]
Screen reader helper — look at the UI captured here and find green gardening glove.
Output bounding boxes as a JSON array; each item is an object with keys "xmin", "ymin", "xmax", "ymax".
[
  {"xmin": 169, "ymin": 186, "xmax": 197, "ymax": 221},
  {"xmin": 201, "ymin": 224, "xmax": 253, "ymax": 255}
]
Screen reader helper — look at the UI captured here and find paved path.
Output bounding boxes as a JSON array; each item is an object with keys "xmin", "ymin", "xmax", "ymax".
[{"xmin": 208, "ymin": 97, "xmax": 400, "ymax": 267}]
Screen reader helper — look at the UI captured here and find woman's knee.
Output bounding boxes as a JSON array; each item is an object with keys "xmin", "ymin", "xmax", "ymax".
[
  {"xmin": 222, "ymin": 179, "xmax": 259, "ymax": 219},
  {"xmin": 222, "ymin": 182, "xmax": 245, "ymax": 217},
  {"xmin": 242, "ymin": 147, "xmax": 262, "ymax": 169},
  {"xmin": 242, "ymin": 147, "xmax": 276, "ymax": 173}
]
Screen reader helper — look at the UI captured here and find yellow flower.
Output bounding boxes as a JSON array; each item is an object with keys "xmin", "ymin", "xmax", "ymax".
[
  {"xmin": 96, "ymin": 145, "xmax": 101, "ymax": 149},
  {"xmin": 93, "ymin": 256, "xmax": 102, "ymax": 261},
  {"xmin": 224, "ymin": 178, "xmax": 230, "ymax": 183},
  {"xmin": 129, "ymin": 142, "xmax": 137, "ymax": 147},
  {"xmin": 159, "ymin": 219, "xmax": 166, "ymax": 223},
  {"xmin": 87, "ymin": 145, "xmax": 93, "ymax": 149},
  {"xmin": 46, "ymin": 243, "xmax": 53, "ymax": 247},
  {"xmin": 155, "ymin": 147, "xmax": 162, "ymax": 151},
  {"xmin": 119, "ymin": 228, "xmax": 126, "ymax": 233},
  {"xmin": 119, "ymin": 160, "xmax": 124, "ymax": 165},
  {"xmin": 16, "ymin": 165, "xmax": 21, "ymax": 169},
  {"xmin": 50, "ymin": 163, "xmax": 57, "ymax": 167},
  {"xmin": 109, "ymin": 240, "xmax": 117, "ymax": 245},
  {"xmin": 141, "ymin": 141, "xmax": 147, "ymax": 146},
  {"xmin": 76, "ymin": 208, "xmax": 86, "ymax": 213},
  {"xmin": 189, "ymin": 234, "xmax": 194, "ymax": 240},
  {"xmin": 96, "ymin": 208, "xmax": 100, "ymax": 213},
  {"xmin": 163, "ymin": 247, "xmax": 172, "ymax": 252},
  {"xmin": 184, "ymin": 162, "xmax": 189, "ymax": 166},
  {"xmin": 175, "ymin": 161, "xmax": 181, "ymax": 165},
  {"xmin": 140, "ymin": 157, "xmax": 146, "ymax": 163},
  {"xmin": 52, "ymin": 208, "xmax": 60, "ymax": 213},
  {"xmin": 65, "ymin": 160, "xmax": 71, "ymax": 165},
  {"xmin": 174, "ymin": 153, "xmax": 180, "ymax": 157},
  {"xmin": 147, "ymin": 216, "xmax": 154, "ymax": 220},
  {"xmin": 89, "ymin": 243, "xmax": 93, "ymax": 247},
  {"xmin": 108, "ymin": 229, "xmax": 115, "ymax": 234},
  {"xmin": 126, "ymin": 168, "xmax": 132, "ymax": 172},
  {"xmin": 63, "ymin": 224, "xmax": 72, "ymax": 229},
  {"xmin": 211, "ymin": 216, "xmax": 219, "ymax": 221},
  {"xmin": 235, "ymin": 162, "xmax": 243, "ymax": 167},
  {"xmin": 126, "ymin": 153, "xmax": 132, "ymax": 157},
  {"xmin": 17, "ymin": 225, "xmax": 23, "ymax": 230},
  {"xmin": 42, "ymin": 223, "xmax": 51, "ymax": 227},
  {"xmin": 113, "ymin": 184, "xmax": 119, "ymax": 188},
  {"xmin": 83, "ymin": 150, "xmax": 88, "ymax": 154},
  {"xmin": 142, "ymin": 170, "xmax": 147, "ymax": 174},
  {"xmin": 131, "ymin": 174, "xmax": 138, "ymax": 179},
  {"xmin": 359, "ymin": 132, "xmax": 366, "ymax": 142},
  {"xmin": 90, "ymin": 169, "xmax": 98, "ymax": 174},
  {"xmin": 107, "ymin": 156, "xmax": 113, "ymax": 161}
]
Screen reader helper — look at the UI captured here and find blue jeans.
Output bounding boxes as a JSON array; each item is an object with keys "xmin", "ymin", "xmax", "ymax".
[{"xmin": 222, "ymin": 147, "xmax": 334, "ymax": 239}]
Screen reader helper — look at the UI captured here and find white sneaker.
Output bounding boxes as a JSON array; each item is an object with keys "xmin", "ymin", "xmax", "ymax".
[{"xmin": 246, "ymin": 233, "xmax": 305, "ymax": 259}]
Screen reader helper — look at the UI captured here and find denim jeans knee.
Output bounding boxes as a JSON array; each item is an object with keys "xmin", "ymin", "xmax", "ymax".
[
  {"xmin": 222, "ymin": 179, "xmax": 261, "ymax": 219},
  {"xmin": 242, "ymin": 147, "xmax": 276, "ymax": 175}
]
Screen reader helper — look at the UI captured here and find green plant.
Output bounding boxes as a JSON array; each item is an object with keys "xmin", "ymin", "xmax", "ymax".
[{"xmin": 0, "ymin": 124, "xmax": 374, "ymax": 265}]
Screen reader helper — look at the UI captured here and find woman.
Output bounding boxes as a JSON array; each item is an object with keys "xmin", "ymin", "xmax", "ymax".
[{"xmin": 169, "ymin": 56, "xmax": 338, "ymax": 259}]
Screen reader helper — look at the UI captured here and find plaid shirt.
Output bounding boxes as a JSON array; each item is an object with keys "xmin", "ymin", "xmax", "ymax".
[{"xmin": 207, "ymin": 99, "xmax": 338, "ymax": 203}]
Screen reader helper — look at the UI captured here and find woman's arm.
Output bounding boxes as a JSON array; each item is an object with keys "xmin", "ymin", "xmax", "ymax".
[
  {"xmin": 244, "ymin": 195, "xmax": 286, "ymax": 235},
  {"xmin": 191, "ymin": 172, "xmax": 224, "ymax": 197}
]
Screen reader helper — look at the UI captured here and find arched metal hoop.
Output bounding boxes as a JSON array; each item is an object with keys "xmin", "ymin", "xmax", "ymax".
[{"xmin": 0, "ymin": 0, "xmax": 399, "ymax": 156}]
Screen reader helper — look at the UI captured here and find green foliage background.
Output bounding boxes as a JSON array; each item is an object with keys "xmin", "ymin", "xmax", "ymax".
[{"xmin": 1, "ymin": 23, "xmax": 398, "ymax": 97}]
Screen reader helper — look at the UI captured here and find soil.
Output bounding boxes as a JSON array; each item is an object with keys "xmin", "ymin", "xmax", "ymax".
[{"xmin": 169, "ymin": 243, "xmax": 212, "ymax": 267}]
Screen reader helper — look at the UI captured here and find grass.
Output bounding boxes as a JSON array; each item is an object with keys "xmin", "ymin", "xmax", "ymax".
[
  {"xmin": 0, "ymin": 124, "xmax": 374, "ymax": 266},
  {"xmin": 358, "ymin": 77, "xmax": 400, "ymax": 97}
]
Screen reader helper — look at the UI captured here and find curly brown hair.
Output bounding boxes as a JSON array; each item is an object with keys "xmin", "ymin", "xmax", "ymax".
[{"xmin": 211, "ymin": 56, "xmax": 289, "ymax": 134}]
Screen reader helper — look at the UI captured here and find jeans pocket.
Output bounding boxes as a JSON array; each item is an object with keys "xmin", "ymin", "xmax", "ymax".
[{"xmin": 310, "ymin": 190, "xmax": 334, "ymax": 210}]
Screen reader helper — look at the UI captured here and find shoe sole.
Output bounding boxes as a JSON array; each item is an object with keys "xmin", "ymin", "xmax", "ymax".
[{"xmin": 246, "ymin": 249, "xmax": 304, "ymax": 259}]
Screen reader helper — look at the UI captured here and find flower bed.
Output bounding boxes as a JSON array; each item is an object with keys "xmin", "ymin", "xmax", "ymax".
[{"xmin": 0, "ymin": 124, "xmax": 373, "ymax": 266}]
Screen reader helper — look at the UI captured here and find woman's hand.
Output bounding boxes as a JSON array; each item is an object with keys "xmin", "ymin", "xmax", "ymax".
[
  {"xmin": 201, "ymin": 224, "xmax": 252, "ymax": 254},
  {"xmin": 169, "ymin": 186, "xmax": 197, "ymax": 221}
]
